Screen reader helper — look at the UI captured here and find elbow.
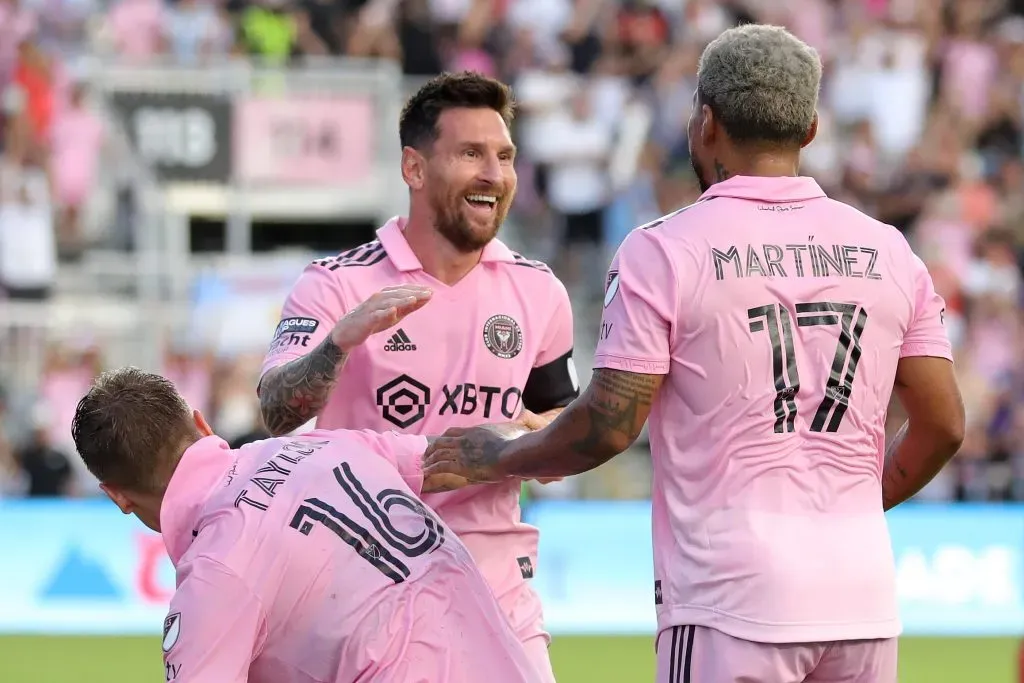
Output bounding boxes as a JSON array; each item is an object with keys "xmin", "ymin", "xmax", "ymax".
[
  {"xmin": 943, "ymin": 415, "xmax": 966, "ymax": 458},
  {"xmin": 912, "ymin": 411, "xmax": 965, "ymax": 462}
]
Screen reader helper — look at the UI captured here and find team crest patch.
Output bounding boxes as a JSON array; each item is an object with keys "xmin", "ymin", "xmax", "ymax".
[
  {"xmin": 162, "ymin": 612, "xmax": 181, "ymax": 652},
  {"xmin": 482, "ymin": 314, "xmax": 523, "ymax": 359},
  {"xmin": 604, "ymin": 271, "xmax": 620, "ymax": 308}
]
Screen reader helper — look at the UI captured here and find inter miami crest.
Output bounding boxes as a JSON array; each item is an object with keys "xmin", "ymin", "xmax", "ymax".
[{"xmin": 482, "ymin": 314, "xmax": 523, "ymax": 359}]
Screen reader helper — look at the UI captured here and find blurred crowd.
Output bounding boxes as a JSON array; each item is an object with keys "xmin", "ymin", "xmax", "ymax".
[{"xmin": 2, "ymin": 0, "xmax": 1024, "ymax": 502}]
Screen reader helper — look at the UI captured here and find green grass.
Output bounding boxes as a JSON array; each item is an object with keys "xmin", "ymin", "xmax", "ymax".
[{"xmin": 0, "ymin": 635, "xmax": 1017, "ymax": 682}]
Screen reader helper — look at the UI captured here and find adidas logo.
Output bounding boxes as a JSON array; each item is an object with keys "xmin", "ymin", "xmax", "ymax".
[{"xmin": 384, "ymin": 329, "xmax": 417, "ymax": 352}]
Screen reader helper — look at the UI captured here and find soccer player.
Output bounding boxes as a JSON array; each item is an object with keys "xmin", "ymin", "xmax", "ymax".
[
  {"xmin": 422, "ymin": 25, "xmax": 966, "ymax": 683},
  {"xmin": 257, "ymin": 72, "xmax": 578, "ymax": 681},
  {"xmin": 70, "ymin": 367, "xmax": 540, "ymax": 683}
]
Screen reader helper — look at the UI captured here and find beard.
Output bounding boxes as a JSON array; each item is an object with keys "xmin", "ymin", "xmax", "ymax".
[{"xmin": 429, "ymin": 184, "xmax": 510, "ymax": 254}]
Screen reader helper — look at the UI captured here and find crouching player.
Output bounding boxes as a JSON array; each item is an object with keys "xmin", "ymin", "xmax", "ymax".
[{"xmin": 71, "ymin": 367, "xmax": 539, "ymax": 683}]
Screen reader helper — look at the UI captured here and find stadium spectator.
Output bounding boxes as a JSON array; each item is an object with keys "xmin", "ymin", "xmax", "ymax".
[
  {"xmin": 2, "ymin": 0, "xmax": 1024, "ymax": 506},
  {"xmin": 16, "ymin": 404, "xmax": 74, "ymax": 497},
  {"xmin": 49, "ymin": 80, "xmax": 104, "ymax": 259}
]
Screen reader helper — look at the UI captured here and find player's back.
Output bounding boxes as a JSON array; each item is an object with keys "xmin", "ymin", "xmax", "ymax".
[
  {"xmin": 183, "ymin": 430, "xmax": 538, "ymax": 683},
  {"xmin": 603, "ymin": 177, "xmax": 950, "ymax": 643}
]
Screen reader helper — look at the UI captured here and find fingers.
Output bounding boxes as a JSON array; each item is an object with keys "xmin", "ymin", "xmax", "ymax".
[
  {"xmin": 514, "ymin": 409, "xmax": 547, "ymax": 432},
  {"xmin": 367, "ymin": 289, "xmax": 433, "ymax": 330},
  {"xmin": 422, "ymin": 457, "xmax": 466, "ymax": 479},
  {"xmin": 393, "ymin": 293, "xmax": 432, "ymax": 317},
  {"xmin": 423, "ymin": 472, "xmax": 470, "ymax": 493},
  {"xmin": 378, "ymin": 284, "xmax": 432, "ymax": 296},
  {"xmin": 422, "ymin": 439, "xmax": 460, "ymax": 466}
]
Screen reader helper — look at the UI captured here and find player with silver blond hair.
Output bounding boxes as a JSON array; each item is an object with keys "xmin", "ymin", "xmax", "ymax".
[{"xmin": 423, "ymin": 24, "xmax": 964, "ymax": 683}]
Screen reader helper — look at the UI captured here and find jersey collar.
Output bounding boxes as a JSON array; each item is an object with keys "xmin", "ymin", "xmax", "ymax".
[
  {"xmin": 376, "ymin": 216, "xmax": 516, "ymax": 273},
  {"xmin": 698, "ymin": 175, "xmax": 827, "ymax": 203},
  {"xmin": 160, "ymin": 435, "xmax": 236, "ymax": 566}
]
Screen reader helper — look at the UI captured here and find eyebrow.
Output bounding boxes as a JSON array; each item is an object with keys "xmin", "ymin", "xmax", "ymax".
[{"xmin": 463, "ymin": 141, "xmax": 518, "ymax": 155}]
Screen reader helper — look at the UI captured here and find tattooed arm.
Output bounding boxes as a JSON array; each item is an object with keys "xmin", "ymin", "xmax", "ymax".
[
  {"xmin": 259, "ymin": 284, "xmax": 433, "ymax": 436},
  {"xmin": 258, "ymin": 336, "xmax": 349, "ymax": 436},
  {"xmin": 881, "ymin": 356, "xmax": 965, "ymax": 510},
  {"xmin": 423, "ymin": 369, "xmax": 663, "ymax": 486}
]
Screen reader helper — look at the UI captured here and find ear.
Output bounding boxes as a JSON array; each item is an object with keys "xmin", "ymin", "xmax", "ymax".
[
  {"xmin": 401, "ymin": 146, "xmax": 426, "ymax": 191},
  {"xmin": 194, "ymin": 409, "xmax": 214, "ymax": 437},
  {"xmin": 801, "ymin": 113, "xmax": 819, "ymax": 148},
  {"xmin": 700, "ymin": 103, "xmax": 717, "ymax": 148},
  {"xmin": 100, "ymin": 482, "xmax": 134, "ymax": 515}
]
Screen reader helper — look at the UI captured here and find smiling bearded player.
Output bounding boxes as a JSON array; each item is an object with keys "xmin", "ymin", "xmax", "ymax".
[{"xmin": 256, "ymin": 71, "xmax": 579, "ymax": 683}]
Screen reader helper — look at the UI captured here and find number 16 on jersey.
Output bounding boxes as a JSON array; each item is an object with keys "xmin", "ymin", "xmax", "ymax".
[{"xmin": 747, "ymin": 301, "xmax": 868, "ymax": 435}]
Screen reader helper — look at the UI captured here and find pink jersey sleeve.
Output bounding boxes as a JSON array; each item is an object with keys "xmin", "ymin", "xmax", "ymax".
[
  {"xmin": 342, "ymin": 430, "xmax": 428, "ymax": 495},
  {"xmin": 900, "ymin": 251, "xmax": 953, "ymax": 361},
  {"xmin": 260, "ymin": 263, "xmax": 345, "ymax": 381},
  {"xmin": 534, "ymin": 278, "xmax": 574, "ymax": 366},
  {"xmin": 162, "ymin": 556, "xmax": 267, "ymax": 683},
  {"xmin": 592, "ymin": 229, "xmax": 677, "ymax": 374}
]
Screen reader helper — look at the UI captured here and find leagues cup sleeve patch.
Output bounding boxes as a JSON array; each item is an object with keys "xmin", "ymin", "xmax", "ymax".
[
  {"xmin": 482, "ymin": 314, "xmax": 524, "ymax": 359},
  {"xmin": 273, "ymin": 317, "xmax": 320, "ymax": 339},
  {"xmin": 163, "ymin": 612, "xmax": 182, "ymax": 652}
]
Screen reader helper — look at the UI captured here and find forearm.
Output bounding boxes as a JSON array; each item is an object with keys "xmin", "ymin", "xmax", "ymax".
[
  {"xmin": 496, "ymin": 372, "xmax": 652, "ymax": 478},
  {"xmin": 881, "ymin": 420, "xmax": 960, "ymax": 511},
  {"xmin": 258, "ymin": 336, "xmax": 348, "ymax": 435},
  {"xmin": 498, "ymin": 408, "xmax": 625, "ymax": 479}
]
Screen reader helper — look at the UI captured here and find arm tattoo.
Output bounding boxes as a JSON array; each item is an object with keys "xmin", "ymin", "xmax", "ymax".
[
  {"xmin": 259, "ymin": 336, "xmax": 348, "ymax": 435},
  {"xmin": 491, "ymin": 369, "xmax": 661, "ymax": 480},
  {"xmin": 568, "ymin": 369, "xmax": 657, "ymax": 463}
]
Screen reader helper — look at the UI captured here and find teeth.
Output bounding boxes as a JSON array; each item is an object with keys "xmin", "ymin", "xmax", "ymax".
[{"xmin": 466, "ymin": 194, "xmax": 497, "ymax": 204}]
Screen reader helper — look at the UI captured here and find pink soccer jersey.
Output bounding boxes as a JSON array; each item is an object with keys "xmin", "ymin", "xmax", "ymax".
[
  {"xmin": 159, "ymin": 429, "xmax": 540, "ymax": 683},
  {"xmin": 259, "ymin": 217, "xmax": 578, "ymax": 643},
  {"xmin": 594, "ymin": 176, "xmax": 952, "ymax": 644}
]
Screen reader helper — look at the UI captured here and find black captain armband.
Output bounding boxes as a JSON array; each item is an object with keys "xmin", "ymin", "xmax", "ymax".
[{"xmin": 522, "ymin": 349, "xmax": 580, "ymax": 413}]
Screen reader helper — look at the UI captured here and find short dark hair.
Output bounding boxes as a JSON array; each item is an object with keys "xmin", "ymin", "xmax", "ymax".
[
  {"xmin": 71, "ymin": 367, "xmax": 200, "ymax": 494},
  {"xmin": 399, "ymin": 71, "xmax": 515, "ymax": 151}
]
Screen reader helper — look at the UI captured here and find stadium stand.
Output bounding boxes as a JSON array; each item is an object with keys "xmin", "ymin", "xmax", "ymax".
[{"xmin": 0, "ymin": 0, "xmax": 1023, "ymax": 508}]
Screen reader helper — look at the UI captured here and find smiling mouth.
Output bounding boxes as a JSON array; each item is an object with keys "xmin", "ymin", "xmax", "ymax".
[{"xmin": 464, "ymin": 194, "xmax": 498, "ymax": 212}]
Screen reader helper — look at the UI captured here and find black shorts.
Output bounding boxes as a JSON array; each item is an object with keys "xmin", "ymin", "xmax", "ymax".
[{"xmin": 563, "ymin": 208, "xmax": 604, "ymax": 245}]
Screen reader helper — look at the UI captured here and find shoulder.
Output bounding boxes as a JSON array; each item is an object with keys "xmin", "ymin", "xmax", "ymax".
[
  {"xmin": 497, "ymin": 250, "xmax": 570, "ymax": 299},
  {"xmin": 311, "ymin": 239, "xmax": 389, "ymax": 272},
  {"xmin": 507, "ymin": 250, "xmax": 555, "ymax": 275}
]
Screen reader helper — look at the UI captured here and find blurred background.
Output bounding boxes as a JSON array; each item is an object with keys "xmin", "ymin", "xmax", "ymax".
[{"xmin": 0, "ymin": 0, "xmax": 1023, "ymax": 681}]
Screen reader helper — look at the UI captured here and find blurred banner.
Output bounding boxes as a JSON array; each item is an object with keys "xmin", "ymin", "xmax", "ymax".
[
  {"xmin": 109, "ymin": 92, "xmax": 234, "ymax": 183},
  {"xmin": 188, "ymin": 255, "xmax": 314, "ymax": 356},
  {"xmin": 527, "ymin": 502, "xmax": 1024, "ymax": 637},
  {"xmin": 0, "ymin": 500, "xmax": 1020, "ymax": 637},
  {"xmin": 233, "ymin": 96, "xmax": 376, "ymax": 186}
]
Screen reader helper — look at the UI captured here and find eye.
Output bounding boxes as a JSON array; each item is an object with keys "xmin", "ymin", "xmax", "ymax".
[{"xmin": 463, "ymin": 149, "xmax": 479, "ymax": 159}]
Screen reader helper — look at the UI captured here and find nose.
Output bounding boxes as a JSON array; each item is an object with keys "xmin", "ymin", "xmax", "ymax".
[{"xmin": 477, "ymin": 153, "xmax": 503, "ymax": 186}]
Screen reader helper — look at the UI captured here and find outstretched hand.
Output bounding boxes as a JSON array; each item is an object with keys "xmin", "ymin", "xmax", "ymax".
[
  {"xmin": 422, "ymin": 423, "xmax": 526, "ymax": 493},
  {"xmin": 330, "ymin": 285, "xmax": 432, "ymax": 351}
]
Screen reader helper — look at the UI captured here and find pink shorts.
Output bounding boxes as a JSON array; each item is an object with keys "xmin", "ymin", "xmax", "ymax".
[
  {"xmin": 655, "ymin": 625, "xmax": 897, "ymax": 683},
  {"xmin": 498, "ymin": 580, "xmax": 555, "ymax": 683}
]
